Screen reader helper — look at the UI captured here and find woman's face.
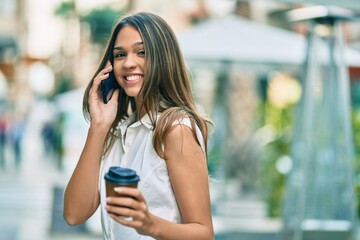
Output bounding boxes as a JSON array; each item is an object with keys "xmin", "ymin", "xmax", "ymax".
[{"xmin": 113, "ymin": 25, "xmax": 145, "ymax": 99}]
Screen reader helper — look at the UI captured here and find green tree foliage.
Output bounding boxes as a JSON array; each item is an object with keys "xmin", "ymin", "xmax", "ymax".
[
  {"xmin": 258, "ymin": 101, "xmax": 294, "ymax": 217},
  {"xmin": 81, "ymin": 8, "xmax": 123, "ymax": 46},
  {"xmin": 54, "ymin": 0, "xmax": 76, "ymax": 20},
  {"xmin": 350, "ymin": 81, "xmax": 360, "ymax": 217},
  {"xmin": 55, "ymin": 1, "xmax": 123, "ymax": 46}
]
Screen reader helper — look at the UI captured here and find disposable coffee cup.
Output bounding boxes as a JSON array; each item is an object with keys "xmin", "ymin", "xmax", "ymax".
[{"xmin": 104, "ymin": 166, "xmax": 140, "ymax": 197}]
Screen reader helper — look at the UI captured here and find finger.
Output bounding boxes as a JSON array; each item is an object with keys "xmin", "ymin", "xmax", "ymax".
[
  {"xmin": 109, "ymin": 213, "xmax": 144, "ymax": 229},
  {"xmin": 100, "ymin": 64, "xmax": 113, "ymax": 74},
  {"xmin": 114, "ymin": 187, "xmax": 146, "ymax": 202},
  {"xmin": 107, "ymin": 195, "xmax": 140, "ymax": 210},
  {"xmin": 92, "ymin": 73, "xmax": 108, "ymax": 90},
  {"xmin": 110, "ymin": 213, "xmax": 135, "ymax": 226},
  {"xmin": 106, "ymin": 204, "xmax": 141, "ymax": 219},
  {"xmin": 94, "ymin": 66, "xmax": 112, "ymax": 84},
  {"xmin": 106, "ymin": 196, "xmax": 148, "ymax": 221},
  {"xmin": 93, "ymin": 65, "xmax": 113, "ymax": 86},
  {"xmin": 91, "ymin": 66, "xmax": 113, "ymax": 96}
]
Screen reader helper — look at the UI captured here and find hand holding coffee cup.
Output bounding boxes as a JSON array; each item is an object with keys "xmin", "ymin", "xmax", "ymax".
[
  {"xmin": 104, "ymin": 166, "xmax": 140, "ymax": 197},
  {"xmin": 105, "ymin": 167, "xmax": 140, "ymax": 219}
]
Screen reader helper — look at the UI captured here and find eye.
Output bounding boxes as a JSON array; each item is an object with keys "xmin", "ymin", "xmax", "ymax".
[
  {"xmin": 114, "ymin": 52, "xmax": 126, "ymax": 58},
  {"xmin": 138, "ymin": 50, "xmax": 145, "ymax": 57}
]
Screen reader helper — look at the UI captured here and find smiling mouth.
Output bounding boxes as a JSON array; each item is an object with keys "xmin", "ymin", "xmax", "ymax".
[{"xmin": 124, "ymin": 75, "xmax": 143, "ymax": 81}]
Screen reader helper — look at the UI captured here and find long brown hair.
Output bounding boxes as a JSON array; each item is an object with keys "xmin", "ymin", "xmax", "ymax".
[{"xmin": 83, "ymin": 12, "xmax": 213, "ymax": 157}]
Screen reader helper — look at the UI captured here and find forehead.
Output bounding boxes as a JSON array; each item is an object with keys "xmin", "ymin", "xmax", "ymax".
[{"xmin": 114, "ymin": 25, "xmax": 143, "ymax": 46}]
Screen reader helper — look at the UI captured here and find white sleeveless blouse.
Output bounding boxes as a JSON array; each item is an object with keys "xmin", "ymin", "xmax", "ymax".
[{"xmin": 98, "ymin": 113, "xmax": 205, "ymax": 240}]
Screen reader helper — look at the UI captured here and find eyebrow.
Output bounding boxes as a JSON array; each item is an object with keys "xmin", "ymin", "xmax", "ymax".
[{"xmin": 113, "ymin": 41, "xmax": 144, "ymax": 51}]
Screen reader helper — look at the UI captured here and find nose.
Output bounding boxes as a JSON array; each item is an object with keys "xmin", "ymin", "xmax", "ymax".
[{"xmin": 123, "ymin": 54, "xmax": 137, "ymax": 69}]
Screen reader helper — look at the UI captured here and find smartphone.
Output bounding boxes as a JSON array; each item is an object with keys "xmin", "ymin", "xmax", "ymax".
[{"xmin": 100, "ymin": 71, "xmax": 120, "ymax": 103}]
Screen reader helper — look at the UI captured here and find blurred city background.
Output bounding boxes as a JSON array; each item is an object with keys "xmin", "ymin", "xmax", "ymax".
[{"xmin": 1, "ymin": 0, "xmax": 360, "ymax": 239}]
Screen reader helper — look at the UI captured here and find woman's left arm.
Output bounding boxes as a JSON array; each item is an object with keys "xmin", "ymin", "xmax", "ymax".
[
  {"xmin": 106, "ymin": 124, "xmax": 214, "ymax": 240},
  {"xmin": 159, "ymin": 123, "xmax": 214, "ymax": 240}
]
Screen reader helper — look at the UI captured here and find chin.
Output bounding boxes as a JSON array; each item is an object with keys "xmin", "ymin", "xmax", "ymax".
[{"xmin": 124, "ymin": 91, "xmax": 140, "ymax": 98}]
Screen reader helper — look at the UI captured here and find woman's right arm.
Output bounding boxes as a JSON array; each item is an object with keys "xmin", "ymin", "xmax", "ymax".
[
  {"xmin": 63, "ymin": 125, "xmax": 108, "ymax": 225},
  {"xmin": 63, "ymin": 65, "xmax": 119, "ymax": 225}
]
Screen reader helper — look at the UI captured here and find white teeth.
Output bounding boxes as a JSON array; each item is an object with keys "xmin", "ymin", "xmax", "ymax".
[{"xmin": 125, "ymin": 75, "xmax": 142, "ymax": 81}]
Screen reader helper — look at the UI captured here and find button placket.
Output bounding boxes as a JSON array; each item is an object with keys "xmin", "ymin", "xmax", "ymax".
[
  {"xmin": 126, "ymin": 127, "xmax": 135, "ymax": 143},
  {"xmin": 123, "ymin": 127, "xmax": 135, "ymax": 167}
]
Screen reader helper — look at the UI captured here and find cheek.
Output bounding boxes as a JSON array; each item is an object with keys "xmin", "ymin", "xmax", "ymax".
[
  {"xmin": 140, "ymin": 60, "xmax": 146, "ymax": 70},
  {"xmin": 113, "ymin": 62, "xmax": 121, "ymax": 74}
]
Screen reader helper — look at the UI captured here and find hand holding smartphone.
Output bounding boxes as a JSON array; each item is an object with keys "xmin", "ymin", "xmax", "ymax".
[{"xmin": 100, "ymin": 71, "xmax": 120, "ymax": 103}]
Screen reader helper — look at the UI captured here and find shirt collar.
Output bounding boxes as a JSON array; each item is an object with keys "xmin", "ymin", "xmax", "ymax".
[
  {"xmin": 117, "ymin": 113, "xmax": 155, "ymax": 136},
  {"xmin": 138, "ymin": 113, "xmax": 155, "ymax": 129}
]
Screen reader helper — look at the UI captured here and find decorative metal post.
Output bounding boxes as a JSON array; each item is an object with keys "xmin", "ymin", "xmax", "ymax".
[{"xmin": 282, "ymin": 6, "xmax": 358, "ymax": 240}]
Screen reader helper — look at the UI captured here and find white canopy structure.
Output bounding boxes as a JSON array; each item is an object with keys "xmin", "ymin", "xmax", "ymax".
[{"xmin": 178, "ymin": 15, "xmax": 360, "ymax": 67}]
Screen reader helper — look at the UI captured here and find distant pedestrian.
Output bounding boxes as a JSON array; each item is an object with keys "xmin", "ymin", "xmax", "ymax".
[
  {"xmin": 10, "ymin": 119, "xmax": 26, "ymax": 169},
  {"xmin": 41, "ymin": 121, "xmax": 55, "ymax": 157},
  {"xmin": 0, "ymin": 116, "xmax": 7, "ymax": 168}
]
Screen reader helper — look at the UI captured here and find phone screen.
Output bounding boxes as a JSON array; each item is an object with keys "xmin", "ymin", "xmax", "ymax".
[{"xmin": 100, "ymin": 71, "xmax": 120, "ymax": 103}]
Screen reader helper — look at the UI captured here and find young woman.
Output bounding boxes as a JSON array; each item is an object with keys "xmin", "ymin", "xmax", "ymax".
[{"xmin": 63, "ymin": 12, "xmax": 214, "ymax": 240}]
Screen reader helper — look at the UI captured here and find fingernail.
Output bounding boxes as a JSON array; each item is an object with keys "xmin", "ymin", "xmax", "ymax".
[{"xmin": 114, "ymin": 187, "xmax": 123, "ymax": 192}]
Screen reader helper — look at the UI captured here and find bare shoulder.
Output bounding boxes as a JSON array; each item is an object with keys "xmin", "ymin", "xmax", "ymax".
[
  {"xmin": 165, "ymin": 121, "xmax": 193, "ymax": 139},
  {"xmin": 163, "ymin": 122, "xmax": 203, "ymax": 161},
  {"xmin": 164, "ymin": 121, "xmax": 196, "ymax": 146}
]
